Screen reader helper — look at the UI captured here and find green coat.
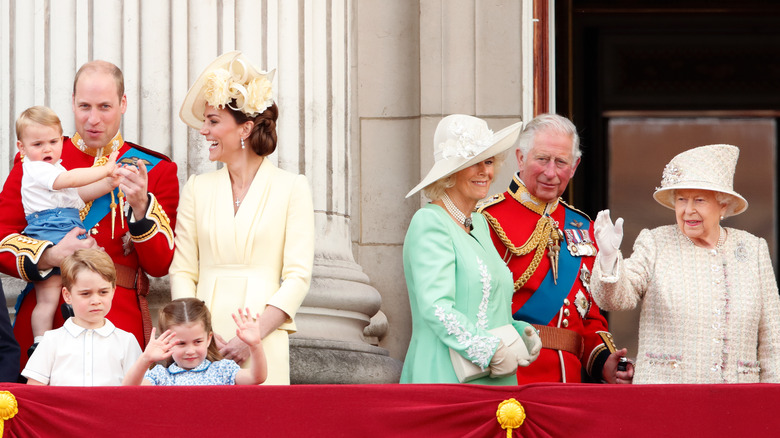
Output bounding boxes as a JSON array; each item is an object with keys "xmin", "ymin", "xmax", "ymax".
[{"xmin": 401, "ymin": 204, "xmax": 526, "ymax": 384}]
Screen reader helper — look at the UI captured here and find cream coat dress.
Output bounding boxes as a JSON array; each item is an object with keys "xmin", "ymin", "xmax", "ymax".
[
  {"xmin": 591, "ymin": 225, "xmax": 780, "ymax": 384},
  {"xmin": 170, "ymin": 159, "xmax": 314, "ymax": 384}
]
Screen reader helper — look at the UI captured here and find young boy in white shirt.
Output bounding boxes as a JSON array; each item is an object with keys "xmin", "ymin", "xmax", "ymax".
[{"xmin": 22, "ymin": 248, "xmax": 141, "ymax": 386}]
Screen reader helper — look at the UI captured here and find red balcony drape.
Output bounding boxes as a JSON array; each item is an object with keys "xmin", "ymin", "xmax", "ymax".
[{"xmin": 0, "ymin": 382, "xmax": 778, "ymax": 437}]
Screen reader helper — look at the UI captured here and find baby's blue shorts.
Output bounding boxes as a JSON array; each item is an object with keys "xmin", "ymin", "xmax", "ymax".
[{"xmin": 24, "ymin": 207, "xmax": 88, "ymax": 243}]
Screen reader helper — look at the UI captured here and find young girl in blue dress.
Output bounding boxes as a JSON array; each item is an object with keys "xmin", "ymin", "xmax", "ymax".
[{"xmin": 122, "ymin": 298, "xmax": 267, "ymax": 385}]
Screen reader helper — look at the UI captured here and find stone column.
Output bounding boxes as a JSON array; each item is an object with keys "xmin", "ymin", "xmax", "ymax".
[
  {"xmin": 352, "ymin": 0, "xmax": 535, "ymax": 366},
  {"xmin": 269, "ymin": 0, "xmax": 401, "ymax": 384}
]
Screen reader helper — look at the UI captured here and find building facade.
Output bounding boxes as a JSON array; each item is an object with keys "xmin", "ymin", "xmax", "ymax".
[{"xmin": 0, "ymin": 0, "xmax": 536, "ymax": 382}]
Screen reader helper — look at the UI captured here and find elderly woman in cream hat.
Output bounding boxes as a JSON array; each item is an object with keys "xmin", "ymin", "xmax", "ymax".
[
  {"xmin": 401, "ymin": 115, "xmax": 542, "ymax": 384},
  {"xmin": 592, "ymin": 144, "xmax": 780, "ymax": 384},
  {"xmin": 170, "ymin": 51, "xmax": 314, "ymax": 384}
]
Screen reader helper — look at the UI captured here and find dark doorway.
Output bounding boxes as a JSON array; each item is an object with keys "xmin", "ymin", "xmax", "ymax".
[{"xmin": 555, "ymin": 1, "xmax": 780, "ymax": 356}]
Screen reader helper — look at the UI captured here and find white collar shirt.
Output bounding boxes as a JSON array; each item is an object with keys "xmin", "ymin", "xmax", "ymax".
[{"xmin": 22, "ymin": 318, "xmax": 141, "ymax": 386}]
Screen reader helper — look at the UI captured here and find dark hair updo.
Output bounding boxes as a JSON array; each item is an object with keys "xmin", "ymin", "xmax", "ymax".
[{"xmin": 228, "ymin": 102, "xmax": 279, "ymax": 157}]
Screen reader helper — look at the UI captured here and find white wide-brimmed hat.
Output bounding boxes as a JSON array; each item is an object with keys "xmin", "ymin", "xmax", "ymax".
[
  {"xmin": 406, "ymin": 115, "xmax": 523, "ymax": 198},
  {"xmin": 179, "ymin": 51, "xmax": 276, "ymax": 130},
  {"xmin": 653, "ymin": 144, "xmax": 748, "ymax": 216}
]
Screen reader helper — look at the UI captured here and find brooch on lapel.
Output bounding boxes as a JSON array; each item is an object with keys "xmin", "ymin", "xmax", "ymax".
[{"xmin": 735, "ymin": 241, "xmax": 748, "ymax": 262}]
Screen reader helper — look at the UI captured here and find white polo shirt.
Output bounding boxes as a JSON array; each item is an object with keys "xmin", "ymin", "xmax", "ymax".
[
  {"xmin": 21, "ymin": 160, "xmax": 85, "ymax": 216},
  {"xmin": 22, "ymin": 318, "xmax": 141, "ymax": 386}
]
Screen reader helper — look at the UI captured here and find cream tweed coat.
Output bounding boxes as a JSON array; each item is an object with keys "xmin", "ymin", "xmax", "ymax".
[{"xmin": 591, "ymin": 225, "xmax": 780, "ymax": 384}]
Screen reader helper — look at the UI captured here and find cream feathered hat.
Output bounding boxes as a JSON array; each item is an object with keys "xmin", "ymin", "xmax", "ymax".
[
  {"xmin": 652, "ymin": 144, "xmax": 748, "ymax": 217},
  {"xmin": 406, "ymin": 115, "xmax": 523, "ymax": 198},
  {"xmin": 179, "ymin": 51, "xmax": 275, "ymax": 130}
]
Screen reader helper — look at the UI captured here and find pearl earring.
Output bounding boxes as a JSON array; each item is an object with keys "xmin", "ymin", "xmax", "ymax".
[
  {"xmin": 720, "ymin": 215, "xmax": 724, "ymax": 221},
  {"xmin": 241, "ymin": 138, "xmax": 245, "ymax": 149}
]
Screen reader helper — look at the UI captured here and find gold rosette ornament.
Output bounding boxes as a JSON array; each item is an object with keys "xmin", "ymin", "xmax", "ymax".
[
  {"xmin": 496, "ymin": 398, "xmax": 525, "ymax": 438},
  {"xmin": 0, "ymin": 390, "xmax": 18, "ymax": 436}
]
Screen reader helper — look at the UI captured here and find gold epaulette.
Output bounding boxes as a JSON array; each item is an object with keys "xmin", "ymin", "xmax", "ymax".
[
  {"xmin": 476, "ymin": 193, "xmax": 505, "ymax": 212},
  {"xmin": 130, "ymin": 193, "xmax": 174, "ymax": 249},
  {"xmin": 0, "ymin": 234, "xmax": 52, "ymax": 264},
  {"xmin": 597, "ymin": 331, "xmax": 617, "ymax": 353},
  {"xmin": 559, "ymin": 199, "xmax": 593, "ymax": 222}
]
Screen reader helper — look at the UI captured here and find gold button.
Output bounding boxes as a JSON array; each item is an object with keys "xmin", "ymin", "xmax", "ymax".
[
  {"xmin": 564, "ymin": 309, "xmax": 570, "ymax": 317},
  {"xmin": 564, "ymin": 299, "xmax": 570, "ymax": 306},
  {"xmin": 563, "ymin": 319, "xmax": 569, "ymax": 327}
]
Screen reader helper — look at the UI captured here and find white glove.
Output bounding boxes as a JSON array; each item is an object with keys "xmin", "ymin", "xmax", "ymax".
[
  {"xmin": 502, "ymin": 331, "xmax": 531, "ymax": 368},
  {"xmin": 519, "ymin": 325, "xmax": 542, "ymax": 366},
  {"xmin": 594, "ymin": 209, "xmax": 623, "ymax": 275},
  {"xmin": 489, "ymin": 342, "xmax": 519, "ymax": 378}
]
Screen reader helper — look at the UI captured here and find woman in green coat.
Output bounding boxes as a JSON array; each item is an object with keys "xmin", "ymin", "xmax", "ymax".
[{"xmin": 401, "ymin": 115, "xmax": 541, "ymax": 384}]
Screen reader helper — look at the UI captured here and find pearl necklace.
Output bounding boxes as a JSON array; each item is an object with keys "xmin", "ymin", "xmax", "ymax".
[
  {"xmin": 442, "ymin": 192, "xmax": 473, "ymax": 230},
  {"xmin": 684, "ymin": 226, "xmax": 726, "ymax": 253},
  {"xmin": 713, "ymin": 226, "xmax": 727, "ymax": 253}
]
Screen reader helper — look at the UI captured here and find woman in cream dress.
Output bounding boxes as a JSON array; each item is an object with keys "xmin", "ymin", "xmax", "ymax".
[
  {"xmin": 592, "ymin": 144, "xmax": 780, "ymax": 384},
  {"xmin": 171, "ymin": 52, "xmax": 314, "ymax": 384}
]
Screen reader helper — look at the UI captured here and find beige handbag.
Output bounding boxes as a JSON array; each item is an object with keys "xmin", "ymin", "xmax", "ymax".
[{"xmin": 449, "ymin": 324, "xmax": 528, "ymax": 383}]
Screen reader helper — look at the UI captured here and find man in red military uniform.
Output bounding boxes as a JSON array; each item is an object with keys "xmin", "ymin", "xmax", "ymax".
[
  {"xmin": 0, "ymin": 60, "xmax": 178, "ymax": 370},
  {"xmin": 479, "ymin": 114, "xmax": 633, "ymax": 384}
]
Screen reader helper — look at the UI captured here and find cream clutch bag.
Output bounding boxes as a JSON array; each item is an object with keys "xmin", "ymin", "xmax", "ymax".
[{"xmin": 449, "ymin": 324, "xmax": 528, "ymax": 383}]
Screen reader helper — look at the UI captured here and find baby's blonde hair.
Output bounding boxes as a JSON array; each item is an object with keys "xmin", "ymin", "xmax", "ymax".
[{"xmin": 15, "ymin": 106, "xmax": 63, "ymax": 141}]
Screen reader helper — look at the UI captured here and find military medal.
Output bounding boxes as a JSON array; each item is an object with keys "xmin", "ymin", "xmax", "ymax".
[
  {"xmin": 565, "ymin": 228, "xmax": 596, "ymax": 257},
  {"xmin": 579, "ymin": 264, "xmax": 591, "ymax": 292},
  {"xmin": 574, "ymin": 290, "xmax": 590, "ymax": 319}
]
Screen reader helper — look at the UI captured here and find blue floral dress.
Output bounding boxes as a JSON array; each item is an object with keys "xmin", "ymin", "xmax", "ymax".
[{"xmin": 144, "ymin": 359, "xmax": 240, "ymax": 385}]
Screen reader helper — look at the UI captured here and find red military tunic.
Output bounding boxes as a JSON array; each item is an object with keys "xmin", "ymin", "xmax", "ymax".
[
  {"xmin": 479, "ymin": 174, "xmax": 616, "ymax": 383},
  {"xmin": 0, "ymin": 134, "xmax": 178, "ymax": 370}
]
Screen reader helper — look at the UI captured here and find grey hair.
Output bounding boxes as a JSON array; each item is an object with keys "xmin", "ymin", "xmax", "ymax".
[
  {"xmin": 422, "ymin": 152, "xmax": 507, "ymax": 201},
  {"xmin": 517, "ymin": 113, "xmax": 581, "ymax": 160},
  {"xmin": 715, "ymin": 192, "xmax": 738, "ymax": 217}
]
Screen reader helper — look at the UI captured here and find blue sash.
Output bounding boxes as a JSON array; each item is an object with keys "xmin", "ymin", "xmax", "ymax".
[
  {"xmin": 513, "ymin": 207, "xmax": 589, "ymax": 325},
  {"xmin": 82, "ymin": 147, "xmax": 163, "ymax": 230}
]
